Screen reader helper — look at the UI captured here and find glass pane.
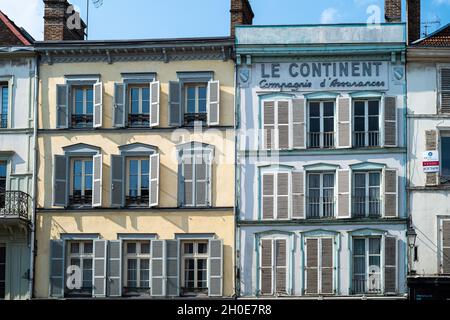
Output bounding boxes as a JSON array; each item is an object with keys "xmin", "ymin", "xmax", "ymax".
[
  {"xmin": 198, "ymin": 86, "xmax": 207, "ymax": 113},
  {"xmin": 187, "ymin": 99, "xmax": 196, "ymax": 114},
  {"xmin": 309, "ymin": 103, "xmax": 320, "ymax": 117},
  {"xmin": 323, "ymin": 102, "xmax": 334, "ymax": 116},
  {"xmin": 70, "ymin": 258, "xmax": 81, "ymax": 267},
  {"xmin": 369, "ymin": 256, "xmax": 381, "ymax": 268},
  {"xmin": 353, "ymin": 239, "xmax": 365, "ymax": 255},
  {"xmin": 369, "ymin": 238, "xmax": 381, "ymax": 254},
  {"xmin": 74, "ymin": 89, "xmax": 84, "ymax": 114},
  {"xmin": 127, "ymin": 242, "xmax": 136, "ymax": 254},
  {"xmin": 187, "ymin": 87, "xmax": 196, "ymax": 100},
  {"xmin": 129, "ymin": 160, "xmax": 138, "ymax": 175},
  {"xmin": 323, "ymin": 174, "xmax": 334, "ymax": 188},
  {"xmin": 2, "ymin": 87, "xmax": 8, "ymax": 115},
  {"xmin": 309, "ymin": 118, "xmax": 320, "ymax": 132},
  {"xmin": 86, "ymin": 89, "xmax": 93, "ymax": 114},
  {"xmin": 323, "ymin": 118, "xmax": 334, "ymax": 132},
  {"xmin": 70, "ymin": 242, "xmax": 80, "ymax": 254},
  {"xmin": 354, "ymin": 101, "xmax": 365, "ymax": 116},
  {"xmin": 142, "ymin": 88, "xmax": 150, "ymax": 114},
  {"xmin": 83, "ymin": 242, "xmax": 93, "ymax": 254},
  {"xmin": 308, "ymin": 174, "xmax": 320, "ymax": 188},
  {"xmin": 197, "ymin": 243, "xmax": 208, "ymax": 254},
  {"xmin": 184, "ymin": 243, "xmax": 194, "ymax": 254},
  {"xmin": 354, "ymin": 117, "xmax": 365, "ymax": 132},
  {"xmin": 85, "ymin": 161, "xmax": 93, "ymax": 175},
  {"xmin": 369, "ymin": 116, "xmax": 379, "ymax": 131},
  {"xmin": 442, "ymin": 136, "xmax": 450, "ymax": 177},
  {"xmin": 354, "ymin": 173, "xmax": 366, "ymax": 188},
  {"xmin": 140, "ymin": 243, "xmax": 150, "ymax": 254},
  {"xmin": 141, "ymin": 160, "xmax": 149, "ymax": 174},
  {"xmin": 353, "ymin": 256, "xmax": 366, "ymax": 274},
  {"xmin": 369, "ymin": 172, "xmax": 381, "ymax": 187},
  {"xmin": 368, "ymin": 101, "xmax": 379, "ymax": 115},
  {"xmin": 0, "ymin": 162, "xmax": 6, "ymax": 178}
]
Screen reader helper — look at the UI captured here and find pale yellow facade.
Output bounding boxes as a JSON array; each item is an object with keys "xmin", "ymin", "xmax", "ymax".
[{"xmin": 34, "ymin": 47, "xmax": 236, "ymax": 298}]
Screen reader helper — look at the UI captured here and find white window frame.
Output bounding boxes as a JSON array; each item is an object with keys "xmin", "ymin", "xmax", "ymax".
[
  {"xmin": 72, "ymin": 85, "xmax": 94, "ymax": 115},
  {"xmin": 181, "ymin": 240, "xmax": 209, "ymax": 292},
  {"xmin": 123, "ymin": 241, "xmax": 151, "ymax": 289},
  {"xmin": 128, "ymin": 84, "xmax": 150, "ymax": 115},
  {"xmin": 66, "ymin": 240, "xmax": 94, "ymax": 294},
  {"xmin": 353, "ymin": 171, "xmax": 382, "ymax": 217},
  {"xmin": 185, "ymin": 83, "xmax": 207, "ymax": 114},
  {"xmin": 260, "ymin": 168, "xmax": 292, "ymax": 221},
  {"xmin": 70, "ymin": 157, "xmax": 93, "ymax": 198},
  {"xmin": 0, "ymin": 83, "xmax": 9, "ymax": 129},
  {"xmin": 261, "ymin": 99, "xmax": 292, "ymax": 150},
  {"xmin": 304, "ymin": 237, "xmax": 335, "ymax": 295},
  {"xmin": 126, "ymin": 157, "xmax": 150, "ymax": 198},
  {"xmin": 258, "ymin": 236, "xmax": 289, "ymax": 296},
  {"xmin": 182, "ymin": 152, "xmax": 211, "ymax": 208},
  {"xmin": 306, "ymin": 172, "xmax": 335, "ymax": 218},
  {"xmin": 352, "ymin": 99, "xmax": 381, "ymax": 147},
  {"xmin": 307, "ymin": 100, "xmax": 335, "ymax": 148}
]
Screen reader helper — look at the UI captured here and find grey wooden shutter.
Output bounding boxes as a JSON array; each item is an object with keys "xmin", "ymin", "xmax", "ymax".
[
  {"xmin": 292, "ymin": 171, "xmax": 305, "ymax": 219},
  {"xmin": 195, "ymin": 155, "xmax": 208, "ymax": 207},
  {"xmin": 169, "ymin": 81, "xmax": 181, "ymax": 126},
  {"xmin": 207, "ymin": 80, "xmax": 220, "ymax": 126},
  {"xmin": 166, "ymin": 240, "xmax": 179, "ymax": 296},
  {"xmin": 442, "ymin": 220, "xmax": 450, "ymax": 274},
  {"xmin": 337, "ymin": 169, "xmax": 350, "ymax": 218},
  {"xmin": 110, "ymin": 155, "xmax": 124, "ymax": 207},
  {"xmin": 278, "ymin": 101, "xmax": 290, "ymax": 150},
  {"xmin": 384, "ymin": 236, "xmax": 397, "ymax": 294},
  {"xmin": 113, "ymin": 83, "xmax": 126, "ymax": 127},
  {"xmin": 260, "ymin": 239, "xmax": 273, "ymax": 295},
  {"xmin": 208, "ymin": 239, "xmax": 223, "ymax": 297},
  {"xmin": 151, "ymin": 240, "xmax": 165, "ymax": 296},
  {"xmin": 53, "ymin": 155, "xmax": 68, "ymax": 207},
  {"xmin": 262, "ymin": 173, "xmax": 274, "ymax": 220},
  {"xmin": 107, "ymin": 240, "xmax": 122, "ymax": 297},
  {"xmin": 56, "ymin": 84, "xmax": 68, "ymax": 128},
  {"xmin": 92, "ymin": 154, "xmax": 102, "ymax": 207},
  {"xmin": 425, "ymin": 130, "xmax": 439, "ymax": 186},
  {"xmin": 93, "ymin": 240, "xmax": 107, "ymax": 297},
  {"xmin": 49, "ymin": 240, "xmax": 65, "ymax": 298},
  {"xmin": 293, "ymin": 98, "xmax": 306, "ymax": 149},
  {"xmin": 321, "ymin": 238, "xmax": 334, "ymax": 294},
  {"xmin": 93, "ymin": 82, "xmax": 103, "ymax": 128},
  {"xmin": 182, "ymin": 157, "xmax": 193, "ymax": 207},
  {"xmin": 149, "ymin": 153, "xmax": 160, "ymax": 207},
  {"xmin": 275, "ymin": 239, "xmax": 287, "ymax": 294},
  {"xmin": 384, "ymin": 169, "xmax": 398, "ymax": 218},
  {"xmin": 440, "ymin": 68, "xmax": 450, "ymax": 113},
  {"xmin": 150, "ymin": 81, "xmax": 160, "ymax": 127},
  {"xmin": 277, "ymin": 172, "xmax": 289, "ymax": 220},
  {"xmin": 306, "ymin": 238, "xmax": 318, "ymax": 295},
  {"xmin": 338, "ymin": 97, "xmax": 351, "ymax": 148},
  {"xmin": 384, "ymin": 96, "xmax": 397, "ymax": 147},
  {"xmin": 263, "ymin": 101, "xmax": 275, "ymax": 150}
]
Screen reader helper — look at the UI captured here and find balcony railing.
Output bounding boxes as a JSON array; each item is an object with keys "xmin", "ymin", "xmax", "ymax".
[
  {"xmin": 128, "ymin": 114, "xmax": 150, "ymax": 127},
  {"xmin": 352, "ymin": 277, "xmax": 382, "ymax": 295},
  {"xmin": 184, "ymin": 113, "xmax": 207, "ymax": 126},
  {"xmin": 306, "ymin": 196, "xmax": 335, "ymax": 219},
  {"xmin": 0, "ymin": 191, "xmax": 31, "ymax": 220},
  {"xmin": 352, "ymin": 196, "xmax": 382, "ymax": 218},
  {"xmin": 69, "ymin": 194, "xmax": 92, "ymax": 207},
  {"xmin": 71, "ymin": 114, "xmax": 93, "ymax": 128},
  {"xmin": 308, "ymin": 132, "xmax": 335, "ymax": 149},
  {"xmin": 353, "ymin": 131, "xmax": 380, "ymax": 148},
  {"xmin": 126, "ymin": 195, "xmax": 149, "ymax": 207}
]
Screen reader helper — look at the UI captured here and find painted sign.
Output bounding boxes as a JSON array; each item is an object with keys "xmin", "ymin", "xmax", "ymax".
[
  {"xmin": 254, "ymin": 62, "xmax": 389, "ymax": 91},
  {"xmin": 423, "ymin": 150, "xmax": 440, "ymax": 173}
]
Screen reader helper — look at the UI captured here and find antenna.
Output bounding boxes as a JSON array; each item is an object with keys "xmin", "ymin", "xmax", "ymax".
[
  {"xmin": 86, "ymin": 0, "xmax": 104, "ymax": 40},
  {"xmin": 421, "ymin": 17, "xmax": 441, "ymax": 37}
]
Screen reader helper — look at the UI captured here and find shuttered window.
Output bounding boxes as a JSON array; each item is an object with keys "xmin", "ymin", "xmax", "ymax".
[
  {"xmin": 440, "ymin": 68, "xmax": 450, "ymax": 114},
  {"xmin": 306, "ymin": 173, "xmax": 335, "ymax": 219},
  {"xmin": 352, "ymin": 237, "xmax": 382, "ymax": 295},
  {"xmin": 66, "ymin": 241, "xmax": 94, "ymax": 297},
  {"xmin": 181, "ymin": 152, "xmax": 210, "ymax": 207},
  {"xmin": 441, "ymin": 220, "xmax": 450, "ymax": 274},
  {"xmin": 123, "ymin": 241, "xmax": 151, "ymax": 296},
  {"xmin": 262, "ymin": 100, "xmax": 291, "ymax": 150},
  {"xmin": 353, "ymin": 100, "xmax": 380, "ymax": 147},
  {"xmin": 126, "ymin": 158, "xmax": 149, "ymax": 207},
  {"xmin": 70, "ymin": 158, "xmax": 93, "ymax": 207},
  {"xmin": 352, "ymin": 171, "xmax": 381, "ymax": 218},
  {"xmin": 259, "ymin": 238, "xmax": 288, "ymax": 296},
  {"xmin": 308, "ymin": 101, "xmax": 335, "ymax": 149},
  {"xmin": 181, "ymin": 241, "xmax": 208, "ymax": 295},
  {"xmin": 261, "ymin": 171, "xmax": 291, "ymax": 220},
  {"xmin": 305, "ymin": 238, "xmax": 334, "ymax": 295}
]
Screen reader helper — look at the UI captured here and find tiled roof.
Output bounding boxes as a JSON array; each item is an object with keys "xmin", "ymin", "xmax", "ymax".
[
  {"xmin": 0, "ymin": 10, "xmax": 33, "ymax": 46},
  {"xmin": 413, "ymin": 23, "xmax": 450, "ymax": 47}
]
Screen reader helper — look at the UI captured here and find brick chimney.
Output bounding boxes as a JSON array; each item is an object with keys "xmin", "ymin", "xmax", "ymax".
[
  {"xmin": 44, "ymin": 0, "xmax": 86, "ymax": 41},
  {"xmin": 230, "ymin": 0, "xmax": 254, "ymax": 37},
  {"xmin": 407, "ymin": 0, "xmax": 421, "ymax": 45},
  {"xmin": 385, "ymin": 0, "xmax": 401, "ymax": 23}
]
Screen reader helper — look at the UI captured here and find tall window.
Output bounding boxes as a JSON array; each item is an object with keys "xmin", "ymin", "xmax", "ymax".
[
  {"xmin": 182, "ymin": 153, "xmax": 209, "ymax": 207},
  {"xmin": 352, "ymin": 172, "xmax": 381, "ymax": 218},
  {"xmin": 182, "ymin": 241, "xmax": 208, "ymax": 294},
  {"xmin": 66, "ymin": 241, "xmax": 93, "ymax": 297},
  {"xmin": 185, "ymin": 84, "xmax": 207, "ymax": 126},
  {"xmin": 353, "ymin": 100, "xmax": 380, "ymax": 147},
  {"xmin": 307, "ymin": 173, "xmax": 335, "ymax": 219},
  {"xmin": 128, "ymin": 85, "xmax": 150, "ymax": 127},
  {"xmin": 308, "ymin": 101, "xmax": 334, "ymax": 148},
  {"xmin": 261, "ymin": 171, "xmax": 290, "ymax": 220},
  {"xmin": 72, "ymin": 86, "xmax": 93, "ymax": 128},
  {"xmin": 0, "ymin": 161, "xmax": 6, "ymax": 209},
  {"xmin": 0, "ymin": 84, "xmax": 8, "ymax": 128},
  {"xmin": 126, "ymin": 158, "xmax": 149, "ymax": 206},
  {"xmin": 352, "ymin": 237, "xmax": 382, "ymax": 294},
  {"xmin": 260, "ymin": 238, "xmax": 287, "ymax": 295},
  {"xmin": 263, "ymin": 100, "xmax": 290, "ymax": 150},
  {"xmin": 0, "ymin": 245, "xmax": 5, "ymax": 299},
  {"xmin": 70, "ymin": 158, "xmax": 93, "ymax": 206},
  {"xmin": 442, "ymin": 133, "xmax": 450, "ymax": 181},
  {"xmin": 123, "ymin": 241, "xmax": 151, "ymax": 295}
]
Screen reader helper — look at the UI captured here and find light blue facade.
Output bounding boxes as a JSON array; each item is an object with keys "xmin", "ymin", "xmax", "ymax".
[{"xmin": 236, "ymin": 24, "xmax": 408, "ymax": 298}]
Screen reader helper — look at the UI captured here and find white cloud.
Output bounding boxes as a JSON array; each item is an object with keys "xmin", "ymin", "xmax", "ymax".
[
  {"xmin": 433, "ymin": 0, "xmax": 450, "ymax": 5},
  {"xmin": 0, "ymin": 0, "xmax": 44, "ymax": 40},
  {"xmin": 320, "ymin": 7, "xmax": 339, "ymax": 24}
]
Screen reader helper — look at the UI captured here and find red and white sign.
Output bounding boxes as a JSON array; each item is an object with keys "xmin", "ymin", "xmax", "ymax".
[{"xmin": 423, "ymin": 151, "xmax": 440, "ymax": 173}]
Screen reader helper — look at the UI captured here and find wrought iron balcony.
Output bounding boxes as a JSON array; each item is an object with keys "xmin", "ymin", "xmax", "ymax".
[
  {"xmin": 128, "ymin": 113, "xmax": 150, "ymax": 127},
  {"xmin": 184, "ymin": 113, "xmax": 207, "ymax": 126},
  {"xmin": 352, "ymin": 277, "xmax": 382, "ymax": 295},
  {"xmin": 306, "ymin": 196, "xmax": 335, "ymax": 219},
  {"xmin": 352, "ymin": 196, "xmax": 382, "ymax": 218},
  {"xmin": 308, "ymin": 132, "xmax": 335, "ymax": 149},
  {"xmin": 353, "ymin": 131, "xmax": 380, "ymax": 148},
  {"xmin": 71, "ymin": 114, "xmax": 93, "ymax": 128},
  {"xmin": 0, "ymin": 191, "xmax": 31, "ymax": 220}
]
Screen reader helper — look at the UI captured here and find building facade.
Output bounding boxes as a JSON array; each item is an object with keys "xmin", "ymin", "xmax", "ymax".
[
  {"xmin": 0, "ymin": 10, "xmax": 36, "ymax": 300},
  {"xmin": 235, "ymin": 23, "xmax": 408, "ymax": 298}
]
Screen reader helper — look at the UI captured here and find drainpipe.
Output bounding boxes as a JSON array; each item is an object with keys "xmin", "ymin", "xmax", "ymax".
[
  {"xmin": 233, "ymin": 57, "xmax": 240, "ymax": 299},
  {"xmin": 29, "ymin": 53, "xmax": 39, "ymax": 299}
]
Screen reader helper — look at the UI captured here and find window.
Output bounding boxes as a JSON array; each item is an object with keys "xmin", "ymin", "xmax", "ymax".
[
  {"xmin": 182, "ymin": 241, "xmax": 208, "ymax": 294},
  {"xmin": 308, "ymin": 101, "xmax": 334, "ymax": 148},
  {"xmin": 306, "ymin": 172, "xmax": 335, "ymax": 219},
  {"xmin": 353, "ymin": 100, "xmax": 380, "ymax": 147},
  {"xmin": 259, "ymin": 238, "xmax": 287, "ymax": 296},
  {"xmin": 128, "ymin": 85, "xmax": 150, "ymax": 127},
  {"xmin": 442, "ymin": 133, "xmax": 450, "ymax": 181},
  {"xmin": 352, "ymin": 171, "xmax": 381, "ymax": 218},
  {"xmin": 70, "ymin": 158, "xmax": 93, "ymax": 206},
  {"xmin": 71, "ymin": 86, "xmax": 94, "ymax": 128},
  {"xmin": 305, "ymin": 238, "xmax": 334, "ymax": 295},
  {"xmin": 352, "ymin": 237, "xmax": 382, "ymax": 294},
  {"xmin": 261, "ymin": 171, "xmax": 290, "ymax": 220},
  {"xmin": 182, "ymin": 153, "xmax": 210, "ymax": 207},
  {"xmin": 441, "ymin": 220, "xmax": 450, "ymax": 274},
  {"xmin": 0, "ymin": 84, "xmax": 8, "ymax": 128},
  {"xmin": 0, "ymin": 245, "xmax": 5, "ymax": 299},
  {"xmin": 262, "ymin": 100, "xmax": 291, "ymax": 150},
  {"xmin": 184, "ymin": 84, "xmax": 207, "ymax": 126},
  {"xmin": 126, "ymin": 158, "xmax": 149, "ymax": 207},
  {"xmin": 66, "ymin": 241, "xmax": 93, "ymax": 297},
  {"xmin": 439, "ymin": 68, "xmax": 450, "ymax": 114},
  {"xmin": 0, "ymin": 161, "xmax": 6, "ymax": 209},
  {"xmin": 123, "ymin": 241, "xmax": 151, "ymax": 295}
]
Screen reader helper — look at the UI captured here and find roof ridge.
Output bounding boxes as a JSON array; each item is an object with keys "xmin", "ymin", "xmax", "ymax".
[{"xmin": 0, "ymin": 9, "xmax": 33, "ymax": 46}]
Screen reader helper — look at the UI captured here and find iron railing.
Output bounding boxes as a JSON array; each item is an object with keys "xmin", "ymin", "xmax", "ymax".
[
  {"xmin": 352, "ymin": 196, "xmax": 382, "ymax": 218},
  {"xmin": 71, "ymin": 114, "xmax": 93, "ymax": 128},
  {"xmin": 308, "ymin": 132, "xmax": 335, "ymax": 149},
  {"xmin": 128, "ymin": 114, "xmax": 150, "ymax": 127},
  {"xmin": 0, "ymin": 191, "xmax": 31, "ymax": 220},
  {"xmin": 352, "ymin": 277, "xmax": 382, "ymax": 295},
  {"xmin": 184, "ymin": 113, "xmax": 207, "ymax": 126},
  {"xmin": 353, "ymin": 131, "xmax": 380, "ymax": 148},
  {"xmin": 306, "ymin": 196, "xmax": 335, "ymax": 219},
  {"xmin": 0, "ymin": 114, "xmax": 7, "ymax": 128},
  {"xmin": 69, "ymin": 194, "xmax": 92, "ymax": 206},
  {"xmin": 126, "ymin": 195, "xmax": 149, "ymax": 207}
]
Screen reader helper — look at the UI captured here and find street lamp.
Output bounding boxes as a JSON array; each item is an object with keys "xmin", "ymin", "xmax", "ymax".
[{"xmin": 407, "ymin": 227, "xmax": 418, "ymax": 276}]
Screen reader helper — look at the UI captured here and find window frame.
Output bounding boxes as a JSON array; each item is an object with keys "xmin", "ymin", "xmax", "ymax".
[
  {"xmin": 181, "ymin": 240, "xmax": 209, "ymax": 294},
  {"xmin": 65, "ymin": 240, "xmax": 94, "ymax": 297},
  {"xmin": 122, "ymin": 240, "xmax": 151, "ymax": 292},
  {"xmin": 352, "ymin": 99, "xmax": 381, "ymax": 148},
  {"xmin": 260, "ymin": 168, "xmax": 292, "ymax": 221},
  {"xmin": 261, "ymin": 99, "xmax": 292, "ymax": 150},
  {"xmin": 0, "ymin": 83, "xmax": 9, "ymax": 129},
  {"xmin": 306, "ymin": 171, "xmax": 335, "ymax": 219},
  {"xmin": 69, "ymin": 157, "xmax": 93, "ymax": 206},
  {"xmin": 126, "ymin": 157, "xmax": 150, "ymax": 206},
  {"xmin": 184, "ymin": 83, "xmax": 207, "ymax": 115},
  {"xmin": 71, "ymin": 85, "xmax": 94, "ymax": 128},
  {"xmin": 181, "ymin": 150, "xmax": 211, "ymax": 208},
  {"xmin": 307, "ymin": 100, "xmax": 335, "ymax": 148},
  {"xmin": 352, "ymin": 171, "xmax": 382, "ymax": 218}
]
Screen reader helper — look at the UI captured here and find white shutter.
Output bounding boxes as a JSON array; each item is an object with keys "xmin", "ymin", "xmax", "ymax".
[
  {"xmin": 93, "ymin": 82, "xmax": 103, "ymax": 128},
  {"xmin": 292, "ymin": 171, "xmax": 305, "ymax": 219},
  {"xmin": 150, "ymin": 81, "xmax": 160, "ymax": 127},
  {"xmin": 337, "ymin": 169, "xmax": 351, "ymax": 218},
  {"xmin": 92, "ymin": 154, "xmax": 103, "ymax": 207},
  {"xmin": 207, "ymin": 80, "xmax": 220, "ymax": 126},
  {"xmin": 337, "ymin": 97, "xmax": 351, "ymax": 148},
  {"xmin": 93, "ymin": 240, "xmax": 107, "ymax": 297},
  {"xmin": 292, "ymin": 98, "xmax": 306, "ymax": 149},
  {"xmin": 383, "ymin": 168, "xmax": 398, "ymax": 218},
  {"xmin": 440, "ymin": 68, "xmax": 450, "ymax": 113},
  {"xmin": 113, "ymin": 83, "xmax": 126, "ymax": 127},
  {"xmin": 149, "ymin": 153, "xmax": 160, "ymax": 207},
  {"xmin": 383, "ymin": 96, "xmax": 397, "ymax": 147}
]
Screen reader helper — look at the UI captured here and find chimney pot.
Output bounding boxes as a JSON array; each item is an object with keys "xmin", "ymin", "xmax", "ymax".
[
  {"xmin": 44, "ymin": 0, "xmax": 86, "ymax": 41},
  {"xmin": 407, "ymin": 0, "xmax": 421, "ymax": 45},
  {"xmin": 385, "ymin": 0, "xmax": 402, "ymax": 23},
  {"xmin": 230, "ymin": 0, "xmax": 254, "ymax": 37}
]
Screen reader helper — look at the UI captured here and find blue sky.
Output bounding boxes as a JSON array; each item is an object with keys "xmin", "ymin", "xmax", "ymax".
[{"xmin": 1, "ymin": 0, "xmax": 450, "ymax": 40}]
